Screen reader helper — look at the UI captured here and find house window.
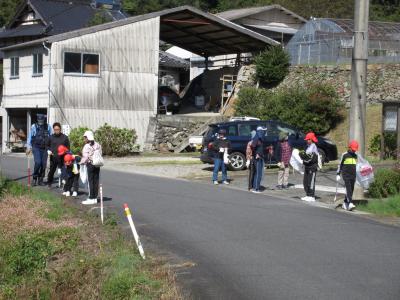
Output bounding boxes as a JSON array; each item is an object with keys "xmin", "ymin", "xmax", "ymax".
[
  {"xmin": 10, "ymin": 57, "xmax": 19, "ymax": 78},
  {"xmin": 33, "ymin": 53, "xmax": 43, "ymax": 75},
  {"xmin": 64, "ymin": 52, "xmax": 99, "ymax": 75}
]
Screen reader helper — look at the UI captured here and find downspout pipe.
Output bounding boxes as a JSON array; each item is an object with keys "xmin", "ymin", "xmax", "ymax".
[{"xmin": 42, "ymin": 42, "xmax": 51, "ymax": 124}]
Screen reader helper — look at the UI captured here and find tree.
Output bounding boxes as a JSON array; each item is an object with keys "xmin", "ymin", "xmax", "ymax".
[
  {"xmin": 254, "ymin": 46, "xmax": 290, "ymax": 87},
  {"xmin": 0, "ymin": 0, "xmax": 19, "ymax": 28},
  {"xmin": 88, "ymin": 9, "xmax": 113, "ymax": 27}
]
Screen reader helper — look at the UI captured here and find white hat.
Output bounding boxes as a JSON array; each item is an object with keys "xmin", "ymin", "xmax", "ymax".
[
  {"xmin": 83, "ymin": 130, "xmax": 94, "ymax": 141},
  {"xmin": 256, "ymin": 126, "xmax": 267, "ymax": 131}
]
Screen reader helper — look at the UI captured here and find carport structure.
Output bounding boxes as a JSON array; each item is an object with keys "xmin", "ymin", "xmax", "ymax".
[{"xmin": 158, "ymin": 6, "xmax": 279, "ymax": 59}]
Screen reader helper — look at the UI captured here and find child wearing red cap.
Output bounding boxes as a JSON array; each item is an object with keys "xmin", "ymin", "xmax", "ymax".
[
  {"xmin": 300, "ymin": 132, "xmax": 319, "ymax": 202},
  {"xmin": 62, "ymin": 153, "xmax": 81, "ymax": 197},
  {"xmin": 337, "ymin": 140, "xmax": 359, "ymax": 211}
]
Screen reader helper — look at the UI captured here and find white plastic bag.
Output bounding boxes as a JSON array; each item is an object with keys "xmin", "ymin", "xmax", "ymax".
[
  {"xmin": 80, "ymin": 164, "xmax": 88, "ymax": 184},
  {"xmin": 72, "ymin": 162, "xmax": 79, "ymax": 175},
  {"xmin": 356, "ymin": 155, "xmax": 374, "ymax": 189},
  {"xmin": 317, "ymin": 153, "xmax": 323, "ymax": 170},
  {"xmin": 290, "ymin": 148, "xmax": 304, "ymax": 175},
  {"xmin": 92, "ymin": 149, "xmax": 104, "ymax": 167},
  {"xmin": 223, "ymin": 149, "xmax": 230, "ymax": 165}
]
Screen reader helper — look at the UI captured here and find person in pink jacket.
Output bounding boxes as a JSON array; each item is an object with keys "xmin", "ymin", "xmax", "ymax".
[{"xmin": 80, "ymin": 130, "xmax": 102, "ymax": 205}]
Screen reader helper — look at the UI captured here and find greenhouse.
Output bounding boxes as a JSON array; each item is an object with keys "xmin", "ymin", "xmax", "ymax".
[{"xmin": 286, "ymin": 18, "xmax": 400, "ymax": 65}]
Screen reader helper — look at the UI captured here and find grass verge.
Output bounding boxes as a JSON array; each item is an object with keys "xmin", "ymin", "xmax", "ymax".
[
  {"xmin": 358, "ymin": 194, "xmax": 400, "ymax": 217},
  {"xmin": 0, "ymin": 179, "xmax": 180, "ymax": 300}
]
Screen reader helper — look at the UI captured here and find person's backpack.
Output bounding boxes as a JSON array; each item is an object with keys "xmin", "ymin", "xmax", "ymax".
[{"xmin": 92, "ymin": 147, "xmax": 104, "ymax": 167}]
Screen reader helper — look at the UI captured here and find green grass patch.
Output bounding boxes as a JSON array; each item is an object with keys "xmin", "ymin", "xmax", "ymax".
[
  {"xmin": 358, "ymin": 194, "xmax": 400, "ymax": 217},
  {"xmin": 0, "ymin": 179, "xmax": 179, "ymax": 299},
  {"xmin": 0, "ymin": 178, "xmax": 74, "ymax": 221}
]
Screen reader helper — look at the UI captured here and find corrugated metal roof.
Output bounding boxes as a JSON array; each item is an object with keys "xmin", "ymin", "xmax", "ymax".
[
  {"xmin": 2, "ymin": 6, "xmax": 279, "ymax": 56},
  {"xmin": 216, "ymin": 5, "xmax": 306, "ymax": 23}
]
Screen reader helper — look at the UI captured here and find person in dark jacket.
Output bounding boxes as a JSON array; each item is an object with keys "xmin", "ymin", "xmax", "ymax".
[
  {"xmin": 62, "ymin": 153, "xmax": 80, "ymax": 197},
  {"xmin": 251, "ymin": 126, "xmax": 267, "ymax": 193},
  {"xmin": 275, "ymin": 132, "xmax": 292, "ymax": 189},
  {"xmin": 26, "ymin": 114, "xmax": 52, "ymax": 186},
  {"xmin": 210, "ymin": 129, "xmax": 231, "ymax": 185},
  {"xmin": 46, "ymin": 122, "xmax": 70, "ymax": 187},
  {"xmin": 246, "ymin": 130, "xmax": 256, "ymax": 191},
  {"xmin": 300, "ymin": 132, "xmax": 319, "ymax": 202},
  {"xmin": 337, "ymin": 140, "xmax": 358, "ymax": 211}
]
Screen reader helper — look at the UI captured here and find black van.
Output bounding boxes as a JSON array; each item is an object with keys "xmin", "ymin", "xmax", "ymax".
[{"xmin": 200, "ymin": 120, "xmax": 338, "ymax": 171}]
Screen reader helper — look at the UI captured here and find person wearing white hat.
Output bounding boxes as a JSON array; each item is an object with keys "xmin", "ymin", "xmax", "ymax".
[{"xmin": 80, "ymin": 130, "xmax": 102, "ymax": 205}]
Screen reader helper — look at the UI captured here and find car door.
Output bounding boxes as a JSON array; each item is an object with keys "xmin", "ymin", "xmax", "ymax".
[
  {"xmin": 222, "ymin": 124, "xmax": 241, "ymax": 153},
  {"xmin": 237, "ymin": 123, "xmax": 258, "ymax": 151}
]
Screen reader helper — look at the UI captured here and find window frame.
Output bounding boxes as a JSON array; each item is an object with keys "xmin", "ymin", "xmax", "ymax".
[
  {"xmin": 10, "ymin": 56, "xmax": 19, "ymax": 79},
  {"xmin": 63, "ymin": 51, "xmax": 100, "ymax": 77},
  {"xmin": 32, "ymin": 53, "xmax": 43, "ymax": 77}
]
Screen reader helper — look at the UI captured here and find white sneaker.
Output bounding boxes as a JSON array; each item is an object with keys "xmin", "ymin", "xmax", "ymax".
[
  {"xmin": 64, "ymin": 191, "xmax": 71, "ymax": 197},
  {"xmin": 348, "ymin": 203, "xmax": 356, "ymax": 211},
  {"xmin": 213, "ymin": 181, "xmax": 219, "ymax": 185},
  {"xmin": 301, "ymin": 196, "xmax": 308, "ymax": 201},
  {"xmin": 72, "ymin": 191, "xmax": 78, "ymax": 197},
  {"xmin": 62, "ymin": 191, "xmax": 68, "ymax": 196},
  {"xmin": 223, "ymin": 181, "xmax": 230, "ymax": 185},
  {"xmin": 252, "ymin": 190, "xmax": 261, "ymax": 194},
  {"xmin": 305, "ymin": 197, "xmax": 315, "ymax": 202},
  {"xmin": 82, "ymin": 199, "xmax": 97, "ymax": 205}
]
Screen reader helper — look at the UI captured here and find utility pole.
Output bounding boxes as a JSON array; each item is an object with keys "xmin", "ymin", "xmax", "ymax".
[{"xmin": 349, "ymin": 0, "xmax": 369, "ymax": 199}]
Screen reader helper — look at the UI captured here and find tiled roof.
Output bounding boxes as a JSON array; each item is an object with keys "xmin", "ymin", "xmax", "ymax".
[{"xmin": 159, "ymin": 51, "xmax": 189, "ymax": 69}]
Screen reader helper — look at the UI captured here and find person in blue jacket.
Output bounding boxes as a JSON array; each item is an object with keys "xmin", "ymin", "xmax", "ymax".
[
  {"xmin": 251, "ymin": 126, "xmax": 267, "ymax": 193},
  {"xmin": 26, "ymin": 114, "xmax": 52, "ymax": 186}
]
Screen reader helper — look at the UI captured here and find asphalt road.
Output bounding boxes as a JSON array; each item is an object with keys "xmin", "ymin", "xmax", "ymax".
[{"xmin": 2, "ymin": 155, "xmax": 400, "ymax": 300}]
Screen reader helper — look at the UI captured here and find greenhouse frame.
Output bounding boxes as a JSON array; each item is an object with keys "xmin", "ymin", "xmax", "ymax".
[{"xmin": 286, "ymin": 18, "xmax": 400, "ymax": 65}]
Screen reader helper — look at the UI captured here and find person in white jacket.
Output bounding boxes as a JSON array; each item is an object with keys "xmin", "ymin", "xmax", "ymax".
[{"xmin": 80, "ymin": 131, "xmax": 102, "ymax": 205}]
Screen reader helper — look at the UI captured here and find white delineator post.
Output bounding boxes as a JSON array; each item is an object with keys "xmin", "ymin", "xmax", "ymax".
[
  {"xmin": 123, "ymin": 203, "xmax": 145, "ymax": 259},
  {"xmin": 100, "ymin": 184, "xmax": 104, "ymax": 224}
]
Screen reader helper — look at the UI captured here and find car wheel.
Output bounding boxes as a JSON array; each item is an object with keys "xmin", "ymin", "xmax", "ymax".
[
  {"xmin": 318, "ymin": 148, "xmax": 327, "ymax": 164},
  {"xmin": 229, "ymin": 152, "xmax": 246, "ymax": 171}
]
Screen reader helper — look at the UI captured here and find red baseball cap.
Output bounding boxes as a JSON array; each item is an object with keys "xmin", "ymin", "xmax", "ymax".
[
  {"xmin": 58, "ymin": 145, "xmax": 69, "ymax": 156},
  {"xmin": 304, "ymin": 132, "xmax": 318, "ymax": 143}
]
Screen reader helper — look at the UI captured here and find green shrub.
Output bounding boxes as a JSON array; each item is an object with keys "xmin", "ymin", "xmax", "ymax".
[
  {"xmin": 235, "ymin": 82, "xmax": 344, "ymax": 135},
  {"xmin": 95, "ymin": 123, "xmax": 139, "ymax": 157},
  {"xmin": 254, "ymin": 46, "xmax": 290, "ymax": 87},
  {"xmin": 69, "ymin": 126, "xmax": 91, "ymax": 154},
  {"xmin": 368, "ymin": 168, "xmax": 400, "ymax": 198},
  {"xmin": 368, "ymin": 132, "xmax": 397, "ymax": 159}
]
